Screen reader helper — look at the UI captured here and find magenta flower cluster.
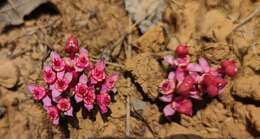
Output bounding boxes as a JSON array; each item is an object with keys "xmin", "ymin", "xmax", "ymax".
[
  {"xmin": 28, "ymin": 35, "xmax": 119, "ymax": 125},
  {"xmin": 159, "ymin": 45, "xmax": 237, "ymax": 117}
]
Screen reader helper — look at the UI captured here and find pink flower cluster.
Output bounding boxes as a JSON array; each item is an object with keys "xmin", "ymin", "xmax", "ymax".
[
  {"xmin": 160, "ymin": 45, "xmax": 237, "ymax": 117},
  {"xmin": 28, "ymin": 35, "xmax": 119, "ymax": 125}
]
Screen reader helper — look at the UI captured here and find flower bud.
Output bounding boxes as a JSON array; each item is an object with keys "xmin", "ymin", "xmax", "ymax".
[
  {"xmin": 176, "ymin": 44, "xmax": 189, "ymax": 57},
  {"xmin": 65, "ymin": 35, "xmax": 79, "ymax": 56}
]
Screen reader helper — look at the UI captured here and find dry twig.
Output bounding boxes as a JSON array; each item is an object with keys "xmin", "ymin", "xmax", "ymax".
[
  {"xmin": 90, "ymin": 57, "xmax": 125, "ymax": 69},
  {"xmin": 231, "ymin": 6, "xmax": 260, "ymax": 33}
]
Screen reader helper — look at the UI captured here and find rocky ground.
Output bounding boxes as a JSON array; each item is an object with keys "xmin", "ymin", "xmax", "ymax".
[{"xmin": 0, "ymin": 0, "xmax": 260, "ymax": 138}]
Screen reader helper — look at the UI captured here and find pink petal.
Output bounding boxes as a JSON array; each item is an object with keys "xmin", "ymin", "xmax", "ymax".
[
  {"xmin": 176, "ymin": 68, "xmax": 185, "ymax": 82},
  {"xmin": 168, "ymin": 72, "xmax": 175, "ymax": 80},
  {"xmin": 50, "ymin": 52, "xmax": 60, "ymax": 60},
  {"xmin": 163, "ymin": 104, "xmax": 176, "ymax": 116},
  {"xmin": 99, "ymin": 105, "xmax": 108, "ymax": 114},
  {"xmin": 64, "ymin": 107, "xmax": 73, "ymax": 116},
  {"xmin": 52, "ymin": 89, "xmax": 61, "ymax": 98},
  {"xmin": 189, "ymin": 72, "xmax": 202, "ymax": 83},
  {"xmin": 112, "ymin": 88, "xmax": 117, "ymax": 93},
  {"xmin": 57, "ymin": 71, "xmax": 65, "ymax": 79},
  {"xmin": 84, "ymin": 104, "xmax": 94, "ymax": 111},
  {"xmin": 90, "ymin": 77, "xmax": 97, "ymax": 84},
  {"xmin": 52, "ymin": 118, "xmax": 59, "ymax": 125},
  {"xmin": 199, "ymin": 58, "xmax": 209, "ymax": 72},
  {"xmin": 100, "ymin": 85, "xmax": 109, "ymax": 94},
  {"xmin": 187, "ymin": 63, "xmax": 203, "ymax": 73},
  {"xmin": 175, "ymin": 98, "xmax": 193, "ymax": 116},
  {"xmin": 53, "ymin": 96, "xmax": 62, "ymax": 103},
  {"xmin": 176, "ymin": 57, "xmax": 190, "ymax": 67},
  {"xmin": 74, "ymin": 95, "xmax": 83, "ymax": 103},
  {"xmin": 79, "ymin": 74, "xmax": 88, "ymax": 84},
  {"xmin": 96, "ymin": 59, "xmax": 105, "ymax": 71},
  {"xmin": 109, "ymin": 73, "xmax": 120, "ymax": 82},
  {"xmin": 75, "ymin": 66, "xmax": 84, "ymax": 72},
  {"xmin": 164, "ymin": 55, "xmax": 175, "ymax": 66},
  {"xmin": 189, "ymin": 91, "xmax": 202, "ymax": 100},
  {"xmin": 49, "ymin": 84, "xmax": 55, "ymax": 90},
  {"xmin": 43, "ymin": 65, "xmax": 52, "ymax": 71},
  {"xmin": 27, "ymin": 84, "xmax": 35, "ymax": 93},
  {"xmin": 159, "ymin": 94, "xmax": 173, "ymax": 102},
  {"xmin": 42, "ymin": 96, "xmax": 52, "ymax": 107},
  {"xmin": 80, "ymin": 48, "xmax": 88, "ymax": 55},
  {"xmin": 65, "ymin": 72, "xmax": 73, "ymax": 83}
]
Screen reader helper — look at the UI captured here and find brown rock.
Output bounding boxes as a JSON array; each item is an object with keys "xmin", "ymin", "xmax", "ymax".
[
  {"xmin": 110, "ymin": 100, "xmax": 126, "ymax": 118},
  {"xmin": 0, "ymin": 59, "xmax": 19, "ymax": 88},
  {"xmin": 201, "ymin": 101, "xmax": 228, "ymax": 128},
  {"xmin": 233, "ymin": 75, "xmax": 260, "ymax": 101},
  {"xmin": 244, "ymin": 45, "xmax": 260, "ymax": 71},
  {"xmin": 202, "ymin": 42, "xmax": 232, "ymax": 63},
  {"xmin": 134, "ymin": 23, "xmax": 165, "ymax": 52},
  {"xmin": 126, "ymin": 53, "xmax": 164, "ymax": 100},
  {"xmin": 198, "ymin": 10, "xmax": 234, "ymax": 42},
  {"xmin": 222, "ymin": 118, "xmax": 254, "ymax": 139},
  {"xmin": 247, "ymin": 106, "xmax": 260, "ymax": 133}
]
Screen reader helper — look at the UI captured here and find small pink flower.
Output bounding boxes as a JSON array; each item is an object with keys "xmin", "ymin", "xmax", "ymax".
[
  {"xmin": 176, "ymin": 44, "xmax": 189, "ymax": 57},
  {"xmin": 46, "ymin": 106, "xmax": 60, "ymax": 125},
  {"xmin": 159, "ymin": 80, "xmax": 175, "ymax": 95},
  {"xmin": 74, "ymin": 83, "xmax": 87, "ymax": 103},
  {"xmin": 97, "ymin": 93, "xmax": 111, "ymax": 113},
  {"xmin": 55, "ymin": 78, "xmax": 70, "ymax": 92},
  {"xmin": 55, "ymin": 72, "xmax": 73, "ymax": 92},
  {"xmin": 83, "ymin": 86, "xmax": 96, "ymax": 111},
  {"xmin": 91, "ymin": 60, "xmax": 106, "ymax": 82},
  {"xmin": 51, "ymin": 52, "xmax": 65, "ymax": 72},
  {"xmin": 42, "ymin": 65, "xmax": 56, "ymax": 84},
  {"xmin": 75, "ymin": 48, "xmax": 90, "ymax": 71},
  {"xmin": 28, "ymin": 85, "xmax": 46, "ymax": 100},
  {"xmin": 177, "ymin": 76, "xmax": 195, "ymax": 95},
  {"xmin": 57, "ymin": 98, "xmax": 71, "ymax": 112},
  {"xmin": 202, "ymin": 74, "xmax": 227, "ymax": 89},
  {"xmin": 173, "ymin": 98, "xmax": 193, "ymax": 116},
  {"xmin": 103, "ymin": 73, "xmax": 119, "ymax": 90},
  {"xmin": 65, "ymin": 35, "xmax": 79, "ymax": 56},
  {"xmin": 163, "ymin": 97, "xmax": 193, "ymax": 117}
]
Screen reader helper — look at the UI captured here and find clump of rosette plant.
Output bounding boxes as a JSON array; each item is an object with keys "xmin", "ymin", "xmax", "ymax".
[
  {"xmin": 159, "ymin": 45, "xmax": 237, "ymax": 117},
  {"xmin": 28, "ymin": 35, "xmax": 119, "ymax": 125}
]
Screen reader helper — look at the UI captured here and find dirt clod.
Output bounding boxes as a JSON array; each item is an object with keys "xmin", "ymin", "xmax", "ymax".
[
  {"xmin": 247, "ymin": 106, "xmax": 260, "ymax": 133},
  {"xmin": 126, "ymin": 53, "xmax": 164, "ymax": 101},
  {"xmin": 198, "ymin": 9, "xmax": 234, "ymax": 42},
  {"xmin": 134, "ymin": 23, "xmax": 166, "ymax": 53},
  {"xmin": 233, "ymin": 75, "xmax": 260, "ymax": 101},
  {"xmin": 0, "ymin": 59, "xmax": 19, "ymax": 88},
  {"xmin": 244, "ymin": 45, "xmax": 260, "ymax": 71}
]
